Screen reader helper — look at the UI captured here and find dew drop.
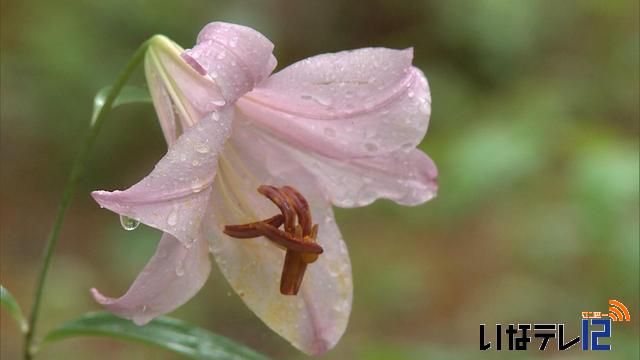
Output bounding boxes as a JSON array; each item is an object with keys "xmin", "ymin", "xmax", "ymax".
[
  {"xmin": 190, "ymin": 178, "xmax": 204, "ymax": 193},
  {"xmin": 333, "ymin": 300, "xmax": 349, "ymax": 313},
  {"xmin": 217, "ymin": 51, "xmax": 226, "ymax": 60},
  {"xmin": 357, "ymin": 189, "xmax": 377, "ymax": 205},
  {"xmin": 167, "ymin": 210, "xmax": 178, "ymax": 226},
  {"xmin": 324, "ymin": 127, "xmax": 337, "ymax": 137},
  {"xmin": 401, "ymin": 142, "xmax": 414, "ymax": 152},
  {"xmin": 365, "ymin": 128, "xmax": 377, "ymax": 138},
  {"xmin": 195, "ymin": 142, "xmax": 210, "ymax": 154},
  {"xmin": 364, "ymin": 142, "xmax": 378, "ymax": 152},
  {"xmin": 314, "ymin": 95, "xmax": 332, "ymax": 106},
  {"xmin": 210, "ymin": 99, "xmax": 226, "ymax": 107},
  {"xmin": 419, "ymin": 99, "xmax": 430, "ymax": 114},
  {"xmin": 175, "ymin": 259, "xmax": 185, "ymax": 276},
  {"xmin": 119, "ymin": 215, "xmax": 140, "ymax": 231}
]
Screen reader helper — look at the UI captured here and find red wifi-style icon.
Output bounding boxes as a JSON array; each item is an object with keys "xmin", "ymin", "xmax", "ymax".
[{"xmin": 607, "ymin": 299, "xmax": 631, "ymax": 322}]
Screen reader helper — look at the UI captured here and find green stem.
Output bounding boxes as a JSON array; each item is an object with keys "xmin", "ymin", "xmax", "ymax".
[{"xmin": 23, "ymin": 40, "xmax": 150, "ymax": 360}]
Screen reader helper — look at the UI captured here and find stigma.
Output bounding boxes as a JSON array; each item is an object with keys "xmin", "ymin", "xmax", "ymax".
[{"xmin": 223, "ymin": 185, "xmax": 322, "ymax": 295}]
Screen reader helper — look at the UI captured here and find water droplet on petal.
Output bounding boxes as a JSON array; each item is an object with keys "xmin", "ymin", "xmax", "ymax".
[
  {"xmin": 190, "ymin": 178, "xmax": 205, "ymax": 193},
  {"xmin": 314, "ymin": 95, "xmax": 332, "ymax": 106},
  {"xmin": 357, "ymin": 189, "xmax": 377, "ymax": 204},
  {"xmin": 364, "ymin": 142, "xmax": 378, "ymax": 152},
  {"xmin": 167, "ymin": 210, "xmax": 178, "ymax": 226},
  {"xmin": 365, "ymin": 128, "xmax": 377, "ymax": 138},
  {"xmin": 210, "ymin": 99, "xmax": 226, "ymax": 107},
  {"xmin": 119, "ymin": 215, "xmax": 140, "ymax": 231},
  {"xmin": 175, "ymin": 258, "xmax": 185, "ymax": 276},
  {"xmin": 324, "ymin": 127, "xmax": 337, "ymax": 137},
  {"xmin": 217, "ymin": 51, "xmax": 226, "ymax": 60},
  {"xmin": 195, "ymin": 142, "xmax": 210, "ymax": 153},
  {"xmin": 401, "ymin": 142, "xmax": 414, "ymax": 152},
  {"xmin": 333, "ymin": 299, "xmax": 349, "ymax": 313},
  {"xmin": 419, "ymin": 99, "xmax": 430, "ymax": 114}
]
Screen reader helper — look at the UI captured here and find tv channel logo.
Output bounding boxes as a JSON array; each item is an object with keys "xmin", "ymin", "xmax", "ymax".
[{"xmin": 480, "ymin": 299, "xmax": 630, "ymax": 351}]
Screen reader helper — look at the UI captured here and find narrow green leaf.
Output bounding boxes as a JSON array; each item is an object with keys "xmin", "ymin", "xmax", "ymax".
[
  {"xmin": 41, "ymin": 312, "xmax": 270, "ymax": 360},
  {"xmin": 91, "ymin": 85, "xmax": 151, "ymax": 124},
  {"xmin": 0, "ymin": 285, "xmax": 28, "ymax": 333}
]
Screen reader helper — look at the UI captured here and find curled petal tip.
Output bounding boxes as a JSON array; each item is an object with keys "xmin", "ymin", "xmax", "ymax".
[
  {"xmin": 90, "ymin": 190, "xmax": 129, "ymax": 213},
  {"xmin": 91, "ymin": 190, "xmax": 118, "ymax": 205},
  {"xmin": 90, "ymin": 287, "xmax": 113, "ymax": 304}
]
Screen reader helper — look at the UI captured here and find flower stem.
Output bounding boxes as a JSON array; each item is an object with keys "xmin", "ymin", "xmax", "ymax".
[{"xmin": 23, "ymin": 40, "xmax": 150, "ymax": 360}]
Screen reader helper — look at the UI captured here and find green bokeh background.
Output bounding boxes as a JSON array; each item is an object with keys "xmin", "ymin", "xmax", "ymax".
[{"xmin": 1, "ymin": 0, "xmax": 638, "ymax": 358}]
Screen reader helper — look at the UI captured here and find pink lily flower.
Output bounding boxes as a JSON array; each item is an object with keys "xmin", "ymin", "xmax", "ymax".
[{"xmin": 90, "ymin": 22, "xmax": 437, "ymax": 355}]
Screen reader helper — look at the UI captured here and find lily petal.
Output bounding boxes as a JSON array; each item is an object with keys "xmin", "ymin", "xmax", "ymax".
[
  {"xmin": 91, "ymin": 233, "xmax": 211, "ymax": 325},
  {"xmin": 234, "ymin": 110, "xmax": 438, "ymax": 207},
  {"xmin": 92, "ymin": 108, "xmax": 234, "ymax": 245},
  {"xmin": 145, "ymin": 35, "xmax": 225, "ymax": 144},
  {"xmin": 296, "ymin": 148, "xmax": 438, "ymax": 207},
  {"xmin": 238, "ymin": 47, "xmax": 431, "ymax": 158},
  {"xmin": 205, "ymin": 125, "xmax": 352, "ymax": 355},
  {"xmin": 182, "ymin": 22, "xmax": 277, "ymax": 105}
]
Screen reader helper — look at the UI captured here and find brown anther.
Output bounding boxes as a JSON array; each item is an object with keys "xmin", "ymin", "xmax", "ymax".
[
  {"xmin": 254, "ymin": 222, "xmax": 323, "ymax": 254},
  {"xmin": 258, "ymin": 185, "xmax": 296, "ymax": 234},
  {"xmin": 223, "ymin": 185, "xmax": 323, "ymax": 295},
  {"xmin": 281, "ymin": 186, "xmax": 312, "ymax": 236},
  {"xmin": 223, "ymin": 214, "xmax": 284, "ymax": 239}
]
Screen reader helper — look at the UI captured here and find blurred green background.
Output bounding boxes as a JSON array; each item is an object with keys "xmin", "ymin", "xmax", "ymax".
[{"xmin": 1, "ymin": 0, "xmax": 638, "ymax": 359}]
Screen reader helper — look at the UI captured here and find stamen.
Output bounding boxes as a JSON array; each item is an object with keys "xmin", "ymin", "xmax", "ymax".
[
  {"xmin": 258, "ymin": 185, "xmax": 296, "ymax": 234},
  {"xmin": 255, "ymin": 222, "xmax": 323, "ymax": 254},
  {"xmin": 280, "ymin": 251, "xmax": 308, "ymax": 295},
  {"xmin": 223, "ymin": 185, "xmax": 323, "ymax": 295},
  {"xmin": 223, "ymin": 214, "xmax": 284, "ymax": 238},
  {"xmin": 281, "ymin": 186, "xmax": 312, "ymax": 236}
]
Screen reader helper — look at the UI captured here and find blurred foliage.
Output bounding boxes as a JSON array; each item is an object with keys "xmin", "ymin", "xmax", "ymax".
[{"xmin": 1, "ymin": 0, "xmax": 638, "ymax": 359}]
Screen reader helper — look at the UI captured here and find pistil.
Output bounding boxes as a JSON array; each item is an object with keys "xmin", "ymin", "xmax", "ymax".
[{"xmin": 223, "ymin": 185, "xmax": 322, "ymax": 295}]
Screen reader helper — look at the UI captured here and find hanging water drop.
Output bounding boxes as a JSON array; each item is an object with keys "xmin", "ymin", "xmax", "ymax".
[{"xmin": 119, "ymin": 215, "xmax": 140, "ymax": 231}]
